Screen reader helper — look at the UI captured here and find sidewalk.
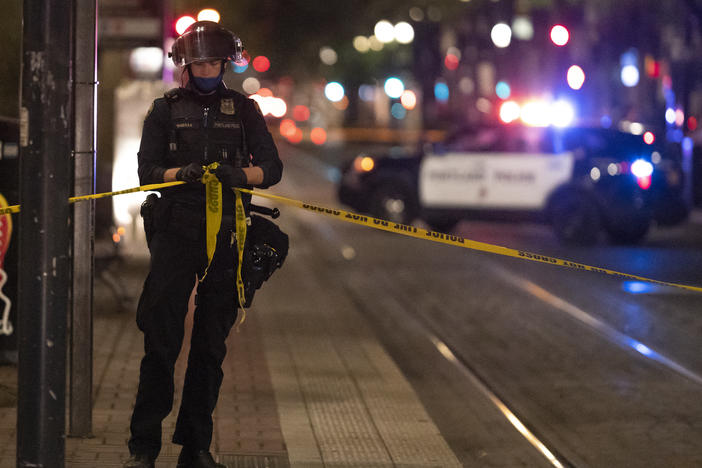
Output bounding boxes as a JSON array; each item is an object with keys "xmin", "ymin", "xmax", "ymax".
[{"xmin": 0, "ymin": 242, "xmax": 461, "ymax": 467}]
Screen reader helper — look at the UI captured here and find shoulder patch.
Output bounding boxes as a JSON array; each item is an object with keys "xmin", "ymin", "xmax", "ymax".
[
  {"xmin": 221, "ymin": 98, "xmax": 235, "ymax": 115},
  {"xmin": 164, "ymin": 88, "xmax": 182, "ymax": 102}
]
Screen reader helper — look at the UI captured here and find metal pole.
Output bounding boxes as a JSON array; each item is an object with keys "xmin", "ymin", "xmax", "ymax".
[
  {"xmin": 17, "ymin": 0, "xmax": 73, "ymax": 466},
  {"xmin": 69, "ymin": 0, "xmax": 97, "ymax": 438}
]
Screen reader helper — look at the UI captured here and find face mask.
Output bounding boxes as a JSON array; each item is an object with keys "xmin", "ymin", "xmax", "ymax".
[{"xmin": 192, "ymin": 73, "xmax": 223, "ymax": 93}]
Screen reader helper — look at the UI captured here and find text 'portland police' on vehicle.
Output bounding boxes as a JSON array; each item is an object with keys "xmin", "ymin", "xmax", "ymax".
[{"xmin": 338, "ymin": 124, "xmax": 689, "ymax": 245}]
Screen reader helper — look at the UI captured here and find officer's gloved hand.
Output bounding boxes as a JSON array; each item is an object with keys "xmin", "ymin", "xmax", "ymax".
[
  {"xmin": 214, "ymin": 164, "xmax": 247, "ymax": 188},
  {"xmin": 176, "ymin": 163, "xmax": 205, "ymax": 184}
]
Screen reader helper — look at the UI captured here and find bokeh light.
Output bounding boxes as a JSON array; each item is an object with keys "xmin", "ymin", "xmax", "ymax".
[
  {"xmin": 384, "ymin": 77, "xmax": 405, "ymax": 99},
  {"xmin": 499, "ymin": 100, "xmax": 521, "ymax": 123},
  {"xmin": 550, "ymin": 25, "xmax": 569, "ymax": 46},
  {"xmin": 444, "ymin": 54, "xmax": 460, "ymax": 70},
  {"xmin": 394, "ymin": 22, "xmax": 415, "ymax": 44},
  {"xmin": 620, "ymin": 64, "xmax": 640, "ymax": 87},
  {"xmin": 643, "ymin": 131, "xmax": 655, "ymax": 145},
  {"xmin": 319, "ymin": 47, "xmax": 338, "ymax": 65},
  {"xmin": 310, "ymin": 127, "xmax": 327, "ymax": 145},
  {"xmin": 374, "ymin": 20, "xmax": 395, "ymax": 43},
  {"xmin": 241, "ymin": 77, "xmax": 261, "ymax": 94},
  {"xmin": 353, "ymin": 36, "xmax": 370, "ymax": 53},
  {"xmin": 400, "ymin": 90, "xmax": 417, "ymax": 110},
  {"xmin": 324, "ymin": 82, "xmax": 345, "ymax": 102},
  {"xmin": 368, "ymin": 35, "xmax": 384, "ymax": 51},
  {"xmin": 358, "ymin": 84, "xmax": 375, "ymax": 102},
  {"xmin": 252, "ymin": 56, "xmax": 270, "ymax": 73},
  {"xmin": 512, "ymin": 16, "xmax": 534, "ymax": 40},
  {"xmin": 491, "ymin": 23, "xmax": 512, "ymax": 48},
  {"xmin": 495, "ymin": 81, "xmax": 511, "ymax": 99},
  {"xmin": 292, "ymin": 105, "xmax": 310, "ymax": 121},
  {"xmin": 391, "ymin": 103, "xmax": 407, "ymax": 119},
  {"xmin": 197, "ymin": 8, "xmax": 220, "ymax": 22},
  {"xmin": 567, "ymin": 65, "xmax": 586, "ymax": 90},
  {"xmin": 175, "ymin": 15, "xmax": 196, "ymax": 35},
  {"xmin": 288, "ymin": 127, "xmax": 303, "ymax": 144},
  {"xmin": 434, "ymin": 81, "xmax": 449, "ymax": 101},
  {"xmin": 279, "ymin": 119, "xmax": 296, "ymax": 138}
]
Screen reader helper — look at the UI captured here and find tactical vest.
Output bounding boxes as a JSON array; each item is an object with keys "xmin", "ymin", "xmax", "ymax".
[{"xmin": 165, "ymin": 88, "xmax": 248, "ymax": 169}]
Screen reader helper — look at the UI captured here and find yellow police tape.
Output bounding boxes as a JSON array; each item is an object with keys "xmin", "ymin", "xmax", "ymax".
[
  {"xmin": 3, "ymin": 180, "xmax": 702, "ymax": 294},
  {"xmin": 237, "ymin": 188, "xmax": 702, "ymax": 294}
]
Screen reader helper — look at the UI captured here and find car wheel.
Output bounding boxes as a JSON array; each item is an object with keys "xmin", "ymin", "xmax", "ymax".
[
  {"xmin": 604, "ymin": 214, "xmax": 650, "ymax": 244},
  {"xmin": 369, "ymin": 181, "xmax": 417, "ymax": 225},
  {"xmin": 550, "ymin": 190, "xmax": 602, "ymax": 245}
]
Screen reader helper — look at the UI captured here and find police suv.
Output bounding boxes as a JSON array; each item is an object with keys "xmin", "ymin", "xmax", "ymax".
[{"xmin": 338, "ymin": 124, "xmax": 689, "ymax": 244}]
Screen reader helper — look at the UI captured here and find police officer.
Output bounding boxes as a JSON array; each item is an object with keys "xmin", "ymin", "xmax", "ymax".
[{"xmin": 124, "ymin": 21, "xmax": 283, "ymax": 468}]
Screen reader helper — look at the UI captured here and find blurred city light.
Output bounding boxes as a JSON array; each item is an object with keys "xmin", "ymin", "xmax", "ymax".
[
  {"xmin": 520, "ymin": 100, "xmax": 550, "ymax": 127},
  {"xmin": 567, "ymin": 65, "xmax": 585, "ymax": 90},
  {"xmin": 391, "ymin": 103, "xmax": 407, "ymax": 119},
  {"xmin": 495, "ymin": 81, "xmax": 511, "ymax": 99},
  {"xmin": 689, "ymin": 116, "xmax": 698, "ymax": 131},
  {"xmin": 444, "ymin": 54, "xmax": 460, "ymax": 70},
  {"xmin": 512, "ymin": 16, "xmax": 534, "ymax": 40},
  {"xmin": 550, "ymin": 25, "xmax": 569, "ymax": 46},
  {"xmin": 435, "ymin": 81, "xmax": 449, "ymax": 101},
  {"xmin": 499, "ymin": 100, "xmax": 521, "ymax": 123},
  {"xmin": 409, "ymin": 7, "xmax": 424, "ymax": 22},
  {"xmin": 384, "ymin": 77, "xmax": 405, "ymax": 98},
  {"xmin": 590, "ymin": 167, "xmax": 601, "ymax": 181},
  {"xmin": 279, "ymin": 119, "xmax": 296, "ymax": 138},
  {"xmin": 353, "ymin": 36, "xmax": 370, "ymax": 53},
  {"xmin": 600, "ymin": 115, "xmax": 612, "ymax": 128},
  {"xmin": 250, "ymin": 94, "xmax": 287, "ymax": 118},
  {"xmin": 252, "ymin": 56, "xmax": 270, "ymax": 73},
  {"xmin": 368, "ymin": 35, "xmax": 384, "ymax": 51},
  {"xmin": 233, "ymin": 63, "xmax": 248, "ymax": 73},
  {"xmin": 675, "ymin": 108, "xmax": 685, "ymax": 126},
  {"xmin": 374, "ymin": 20, "xmax": 395, "ymax": 43},
  {"xmin": 257, "ymin": 87, "xmax": 273, "ymax": 97},
  {"xmin": 324, "ymin": 82, "xmax": 345, "ymax": 102},
  {"xmin": 631, "ymin": 158, "xmax": 653, "ymax": 177},
  {"xmin": 476, "ymin": 97, "xmax": 492, "ymax": 113},
  {"xmin": 129, "ymin": 47, "xmax": 163, "ymax": 75},
  {"xmin": 197, "ymin": 8, "xmax": 220, "ymax": 22},
  {"xmin": 491, "ymin": 23, "xmax": 512, "ymax": 48},
  {"xmin": 332, "ymin": 95, "xmax": 349, "ymax": 110},
  {"xmin": 292, "ymin": 105, "xmax": 310, "ymax": 121},
  {"xmin": 358, "ymin": 84, "xmax": 375, "ymax": 102},
  {"xmin": 242, "ymin": 77, "xmax": 261, "ymax": 94},
  {"xmin": 175, "ymin": 15, "xmax": 196, "ymax": 35},
  {"xmin": 394, "ymin": 22, "xmax": 415, "ymax": 44},
  {"xmin": 459, "ymin": 77, "xmax": 475, "ymax": 94},
  {"xmin": 354, "ymin": 155, "xmax": 375, "ymax": 172},
  {"xmin": 400, "ymin": 90, "xmax": 417, "ymax": 110},
  {"xmin": 319, "ymin": 47, "xmax": 338, "ymax": 65},
  {"xmin": 288, "ymin": 127, "xmax": 303, "ymax": 144},
  {"xmin": 643, "ymin": 131, "xmax": 655, "ymax": 144},
  {"xmin": 551, "ymin": 100, "xmax": 575, "ymax": 127},
  {"xmin": 665, "ymin": 108, "xmax": 676, "ymax": 124},
  {"xmin": 310, "ymin": 127, "xmax": 327, "ymax": 145},
  {"xmin": 620, "ymin": 64, "xmax": 640, "ymax": 87}
]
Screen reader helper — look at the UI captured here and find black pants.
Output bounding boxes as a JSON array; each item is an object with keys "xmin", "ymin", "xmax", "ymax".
[{"xmin": 128, "ymin": 224, "xmax": 238, "ymax": 458}]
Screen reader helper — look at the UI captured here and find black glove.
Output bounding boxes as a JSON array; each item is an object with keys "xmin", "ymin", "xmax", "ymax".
[
  {"xmin": 175, "ymin": 163, "xmax": 205, "ymax": 183},
  {"xmin": 214, "ymin": 164, "xmax": 247, "ymax": 188}
]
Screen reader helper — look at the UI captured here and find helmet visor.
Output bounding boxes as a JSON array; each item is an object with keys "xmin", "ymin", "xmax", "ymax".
[{"xmin": 171, "ymin": 22, "xmax": 244, "ymax": 66}]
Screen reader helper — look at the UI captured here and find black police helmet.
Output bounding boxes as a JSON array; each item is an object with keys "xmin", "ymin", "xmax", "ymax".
[{"xmin": 170, "ymin": 21, "xmax": 244, "ymax": 66}]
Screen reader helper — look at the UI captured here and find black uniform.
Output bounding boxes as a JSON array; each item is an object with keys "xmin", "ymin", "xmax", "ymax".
[{"xmin": 128, "ymin": 84, "xmax": 282, "ymax": 459}]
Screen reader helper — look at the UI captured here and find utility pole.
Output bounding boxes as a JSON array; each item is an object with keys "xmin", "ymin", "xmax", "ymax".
[
  {"xmin": 17, "ymin": 0, "xmax": 73, "ymax": 465},
  {"xmin": 69, "ymin": 0, "xmax": 98, "ymax": 438}
]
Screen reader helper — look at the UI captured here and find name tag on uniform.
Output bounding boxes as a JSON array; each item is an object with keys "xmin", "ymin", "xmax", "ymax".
[
  {"xmin": 221, "ymin": 98, "xmax": 236, "ymax": 115},
  {"xmin": 175, "ymin": 122, "xmax": 193, "ymax": 128},
  {"xmin": 214, "ymin": 122, "xmax": 241, "ymax": 129}
]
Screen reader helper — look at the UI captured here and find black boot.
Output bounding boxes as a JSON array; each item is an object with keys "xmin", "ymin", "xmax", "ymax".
[
  {"xmin": 123, "ymin": 453, "xmax": 155, "ymax": 468},
  {"xmin": 176, "ymin": 448, "xmax": 226, "ymax": 468}
]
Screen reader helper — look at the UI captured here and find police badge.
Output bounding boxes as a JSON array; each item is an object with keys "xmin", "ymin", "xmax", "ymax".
[{"xmin": 221, "ymin": 98, "xmax": 235, "ymax": 115}]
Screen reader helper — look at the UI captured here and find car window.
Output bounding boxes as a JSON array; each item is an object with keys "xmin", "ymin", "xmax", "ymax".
[{"xmin": 494, "ymin": 127, "xmax": 554, "ymax": 153}]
